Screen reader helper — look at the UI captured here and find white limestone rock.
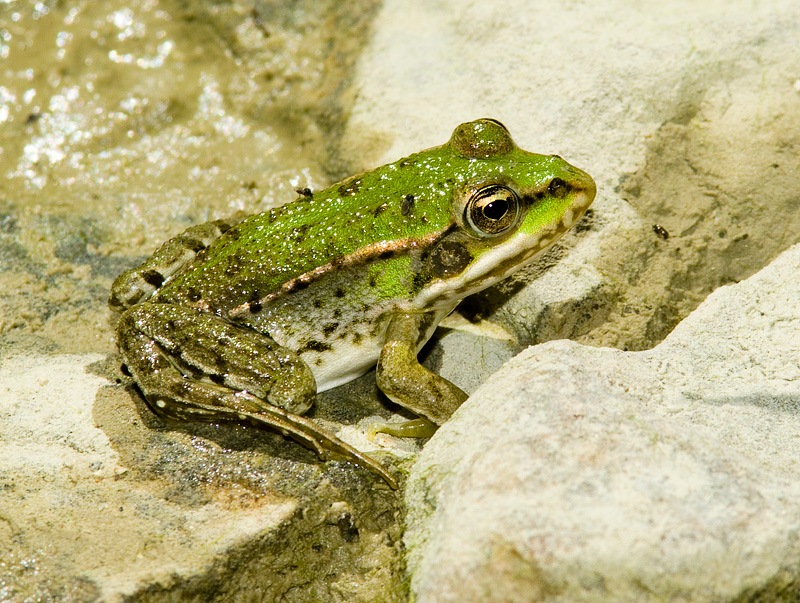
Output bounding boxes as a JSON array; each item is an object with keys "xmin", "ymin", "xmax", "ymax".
[
  {"xmin": 405, "ymin": 245, "xmax": 800, "ymax": 602},
  {"xmin": 0, "ymin": 354, "xmax": 403, "ymax": 602}
]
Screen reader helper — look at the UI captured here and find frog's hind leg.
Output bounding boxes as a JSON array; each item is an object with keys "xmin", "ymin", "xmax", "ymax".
[
  {"xmin": 109, "ymin": 218, "xmax": 241, "ymax": 313},
  {"xmin": 116, "ymin": 303, "xmax": 398, "ymax": 489}
]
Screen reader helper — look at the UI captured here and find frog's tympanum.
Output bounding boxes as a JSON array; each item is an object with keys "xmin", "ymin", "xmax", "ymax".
[{"xmin": 110, "ymin": 119, "xmax": 596, "ymax": 488}]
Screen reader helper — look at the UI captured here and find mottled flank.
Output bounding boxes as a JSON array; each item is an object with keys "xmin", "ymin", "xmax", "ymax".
[
  {"xmin": 429, "ymin": 241, "xmax": 473, "ymax": 277},
  {"xmin": 298, "ymin": 340, "xmax": 332, "ymax": 354}
]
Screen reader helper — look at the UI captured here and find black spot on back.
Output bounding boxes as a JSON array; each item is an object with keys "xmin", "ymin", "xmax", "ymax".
[
  {"xmin": 141, "ymin": 269, "xmax": 165, "ymax": 288},
  {"xmin": 213, "ymin": 219, "xmax": 234, "ymax": 234},
  {"xmin": 401, "ymin": 194, "xmax": 415, "ymax": 216},
  {"xmin": 338, "ymin": 177, "xmax": 362, "ymax": 197},
  {"xmin": 181, "ymin": 238, "xmax": 206, "ymax": 253},
  {"xmin": 225, "ymin": 255, "xmax": 244, "ymax": 277},
  {"xmin": 292, "ymin": 223, "xmax": 312, "ymax": 244}
]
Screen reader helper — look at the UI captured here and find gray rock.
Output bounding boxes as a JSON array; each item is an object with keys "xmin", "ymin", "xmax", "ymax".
[
  {"xmin": 405, "ymin": 244, "xmax": 800, "ymax": 602},
  {"xmin": 0, "ymin": 354, "xmax": 404, "ymax": 602}
]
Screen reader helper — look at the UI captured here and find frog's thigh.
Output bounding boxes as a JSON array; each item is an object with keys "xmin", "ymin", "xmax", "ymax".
[
  {"xmin": 376, "ymin": 312, "xmax": 468, "ymax": 428},
  {"xmin": 117, "ymin": 302, "xmax": 316, "ymax": 417},
  {"xmin": 109, "ymin": 218, "xmax": 240, "ymax": 312}
]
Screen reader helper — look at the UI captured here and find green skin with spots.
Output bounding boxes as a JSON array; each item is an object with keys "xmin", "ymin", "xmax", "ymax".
[{"xmin": 110, "ymin": 119, "xmax": 596, "ymax": 488}]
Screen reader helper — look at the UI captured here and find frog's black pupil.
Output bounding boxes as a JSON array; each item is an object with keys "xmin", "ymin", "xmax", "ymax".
[{"xmin": 483, "ymin": 198, "xmax": 509, "ymax": 221}]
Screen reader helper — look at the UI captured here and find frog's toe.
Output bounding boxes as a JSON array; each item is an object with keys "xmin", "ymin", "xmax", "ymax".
[{"xmin": 368, "ymin": 417, "xmax": 438, "ymax": 439}]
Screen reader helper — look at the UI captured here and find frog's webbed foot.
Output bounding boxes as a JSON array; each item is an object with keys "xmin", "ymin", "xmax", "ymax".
[
  {"xmin": 368, "ymin": 417, "xmax": 438, "ymax": 440},
  {"xmin": 117, "ymin": 303, "xmax": 398, "ymax": 489}
]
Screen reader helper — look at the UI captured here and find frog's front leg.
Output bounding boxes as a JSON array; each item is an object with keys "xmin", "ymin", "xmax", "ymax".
[
  {"xmin": 373, "ymin": 312, "xmax": 469, "ymax": 438},
  {"xmin": 117, "ymin": 303, "xmax": 398, "ymax": 488}
]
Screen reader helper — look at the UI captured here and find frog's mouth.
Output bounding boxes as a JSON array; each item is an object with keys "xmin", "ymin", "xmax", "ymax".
[{"xmin": 412, "ymin": 187, "xmax": 594, "ymax": 310}]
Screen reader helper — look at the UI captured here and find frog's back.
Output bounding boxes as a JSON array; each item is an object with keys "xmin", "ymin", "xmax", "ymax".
[{"xmin": 155, "ymin": 149, "xmax": 462, "ymax": 311}]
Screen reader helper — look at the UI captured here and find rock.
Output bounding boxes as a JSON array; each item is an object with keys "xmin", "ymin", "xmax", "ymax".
[
  {"xmin": 0, "ymin": 354, "xmax": 404, "ymax": 602},
  {"xmin": 405, "ymin": 243, "xmax": 800, "ymax": 602},
  {"xmin": 344, "ymin": 0, "xmax": 800, "ymax": 351},
  {"xmin": 421, "ymin": 317, "xmax": 519, "ymax": 396}
]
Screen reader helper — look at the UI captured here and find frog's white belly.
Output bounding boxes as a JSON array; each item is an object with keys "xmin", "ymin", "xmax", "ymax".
[
  {"xmin": 305, "ymin": 338, "xmax": 384, "ymax": 392},
  {"xmin": 293, "ymin": 304, "xmax": 455, "ymax": 393}
]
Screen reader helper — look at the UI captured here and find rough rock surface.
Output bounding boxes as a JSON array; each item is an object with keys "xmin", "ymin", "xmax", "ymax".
[
  {"xmin": 405, "ymin": 244, "xmax": 800, "ymax": 603},
  {"xmin": 0, "ymin": 354, "xmax": 404, "ymax": 602}
]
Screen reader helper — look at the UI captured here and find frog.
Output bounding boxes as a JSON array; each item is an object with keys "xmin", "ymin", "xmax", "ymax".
[{"xmin": 109, "ymin": 118, "xmax": 596, "ymax": 489}]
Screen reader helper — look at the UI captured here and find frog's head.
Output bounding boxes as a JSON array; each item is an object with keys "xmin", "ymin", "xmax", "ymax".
[{"xmin": 413, "ymin": 118, "xmax": 596, "ymax": 309}]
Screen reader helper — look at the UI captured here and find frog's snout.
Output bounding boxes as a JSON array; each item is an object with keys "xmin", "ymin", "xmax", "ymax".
[
  {"xmin": 571, "ymin": 171, "xmax": 596, "ymax": 215},
  {"xmin": 580, "ymin": 174, "xmax": 597, "ymax": 207}
]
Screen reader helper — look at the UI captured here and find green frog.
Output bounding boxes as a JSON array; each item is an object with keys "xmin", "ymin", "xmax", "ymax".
[{"xmin": 109, "ymin": 119, "xmax": 596, "ymax": 488}]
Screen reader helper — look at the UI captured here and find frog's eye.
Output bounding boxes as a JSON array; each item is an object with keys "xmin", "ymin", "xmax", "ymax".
[{"xmin": 465, "ymin": 185, "xmax": 521, "ymax": 237}]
